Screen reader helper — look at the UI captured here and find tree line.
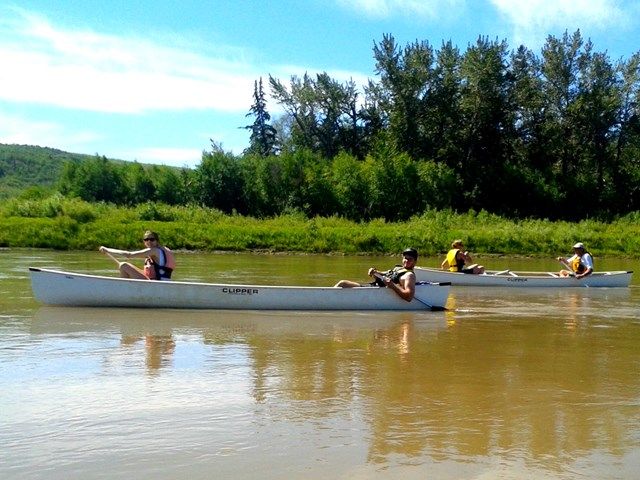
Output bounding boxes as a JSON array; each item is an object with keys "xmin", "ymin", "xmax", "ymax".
[{"xmin": 58, "ymin": 31, "xmax": 640, "ymax": 221}]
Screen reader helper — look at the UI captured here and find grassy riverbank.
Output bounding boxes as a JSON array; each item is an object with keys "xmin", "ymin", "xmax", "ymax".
[{"xmin": 1, "ymin": 196, "xmax": 639, "ymax": 257}]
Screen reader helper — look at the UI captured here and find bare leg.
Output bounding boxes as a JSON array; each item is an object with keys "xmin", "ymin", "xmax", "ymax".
[
  {"xmin": 334, "ymin": 280, "xmax": 362, "ymax": 288},
  {"xmin": 119, "ymin": 262, "xmax": 148, "ymax": 279}
]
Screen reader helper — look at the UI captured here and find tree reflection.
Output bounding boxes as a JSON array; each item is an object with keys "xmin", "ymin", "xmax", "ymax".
[{"xmin": 190, "ymin": 313, "xmax": 640, "ymax": 472}]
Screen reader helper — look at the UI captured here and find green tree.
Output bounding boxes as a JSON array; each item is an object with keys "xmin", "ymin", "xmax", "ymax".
[
  {"xmin": 154, "ymin": 166, "xmax": 187, "ymax": 205},
  {"xmin": 458, "ymin": 36, "xmax": 511, "ymax": 211},
  {"xmin": 573, "ymin": 44, "xmax": 620, "ymax": 211},
  {"xmin": 243, "ymin": 77, "xmax": 278, "ymax": 157},
  {"xmin": 612, "ymin": 53, "xmax": 640, "ymax": 211},
  {"xmin": 329, "ymin": 152, "xmax": 372, "ymax": 219},
  {"xmin": 426, "ymin": 41, "xmax": 463, "ymax": 167},
  {"xmin": 366, "ymin": 146, "xmax": 418, "ymax": 221},
  {"xmin": 269, "ymin": 72, "xmax": 369, "ymax": 158},
  {"xmin": 540, "ymin": 31, "xmax": 584, "ymax": 184},
  {"xmin": 195, "ymin": 144, "xmax": 244, "ymax": 213},
  {"xmin": 372, "ymin": 34, "xmax": 436, "ymax": 160},
  {"xmin": 58, "ymin": 155, "xmax": 127, "ymax": 203},
  {"xmin": 125, "ymin": 162, "xmax": 156, "ymax": 205}
]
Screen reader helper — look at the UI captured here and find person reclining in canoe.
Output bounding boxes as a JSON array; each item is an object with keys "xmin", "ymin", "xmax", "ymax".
[
  {"xmin": 441, "ymin": 240, "xmax": 485, "ymax": 274},
  {"xmin": 100, "ymin": 230, "xmax": 175, "ymax": 280},
  {"xmin": 334, "ymin": 248, "xmax": 418, "ymax": 302},
  {"xmin": 557, "ymin": 242, "xmax": 593, "ymax": 279}
]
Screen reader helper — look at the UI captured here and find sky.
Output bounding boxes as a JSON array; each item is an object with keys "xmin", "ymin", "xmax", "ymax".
[{"xmin": 1, "ymin": 0, "xmax": 639, "ymax": 168}]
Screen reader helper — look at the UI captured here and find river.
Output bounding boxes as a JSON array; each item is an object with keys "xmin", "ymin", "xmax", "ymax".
[{"xmin": 1, "ymin": 249, "xmax": 639, "ymax": 479}]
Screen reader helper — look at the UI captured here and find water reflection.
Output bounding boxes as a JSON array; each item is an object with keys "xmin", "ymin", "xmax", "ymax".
[
  {"xmin": 120, "ymin": 334, "xmax": 176, "ymax": 373},
  {"xmin": 4, "ymin": 249, "xmax": 640, "ymax": 478},
  {"xmin": 29, "ymin": 305, "xmax": 640, "ymax": 475}
]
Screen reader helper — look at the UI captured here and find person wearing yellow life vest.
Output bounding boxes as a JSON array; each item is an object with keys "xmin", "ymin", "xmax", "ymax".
[
  {"xmin": 100, "ymin": 230, "xmax": 176, "ymax": 280},
  {"xmin": 441, "ymin": 240, "xmax": 485, "ymax": 274},
  {"xmin": 334, "ymin": 248, "xmax": 418, "ymax": 302},
  {"xmin": 557, "ymin": 242, "xmax": 593, "ymax": 279}
]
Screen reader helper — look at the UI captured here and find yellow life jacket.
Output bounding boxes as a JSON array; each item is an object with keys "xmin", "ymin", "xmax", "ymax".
[
  {"xmin": 446, "ymin": 249, "xmax": 464, "ymax": 272},
  {"xmin": 571, "ymin": 252, "xmax": 591, "ymax": 274}
]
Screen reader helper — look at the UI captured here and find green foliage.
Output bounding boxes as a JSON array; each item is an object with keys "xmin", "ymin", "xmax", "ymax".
[
  {"xmin": 366, "ymin": 150, "xmax": 418, "ymax": 220},
  {"xmin": 0, "ymin": 144, "xmax": 89, "ymax": 199},
  {"xmin": 244, "ymin": 77, "xmax": 278, "ymax": 156},
  {"xmin": 0, "ymin": 199, "xmax": 639, "ymax": 256},
  {"xmin": 329, "ymin": 152, "xmax": 371, "ymax": 220},
  {"xmin": 125, "ymin": 162, "xmax": 156, "ymax": 204},
  {"xmin": 58, "ymin": 156, "xmax": 128, "ymax": 203},
  {"xmin": 5, "ymin": 29, "xmax": 640, "ymax": 223},
  {"xmin": 270, "ymin": 72, "xmax": 370, "ymax": 158},
  {"xmin": 195, "ymin": 148, "xmax": 244, "ymax": 213}
]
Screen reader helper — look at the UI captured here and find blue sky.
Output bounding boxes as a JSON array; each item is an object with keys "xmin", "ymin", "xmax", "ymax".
[{"xmin": 1, "ymin": 0, "xmax": 639, "ymax": 168}]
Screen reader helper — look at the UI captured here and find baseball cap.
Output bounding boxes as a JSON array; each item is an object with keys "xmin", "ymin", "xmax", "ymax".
[{"xmin": 402, "ymin": 248, "xmax": 418, "ymax": 259}]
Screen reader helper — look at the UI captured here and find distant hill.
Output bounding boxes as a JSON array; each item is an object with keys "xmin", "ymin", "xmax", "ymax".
[
  {"xmin": 0, "ymin": 143, "xmax": 181, "ymax": 199},
  {"xmin": 0, "ymin": 143, "xmax": 100, "ymax": 197}
]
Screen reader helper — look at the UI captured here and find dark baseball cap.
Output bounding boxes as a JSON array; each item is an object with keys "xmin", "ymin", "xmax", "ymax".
[{"xmin": 402, "ymin": 248, "xmax": 418, "ymax": 259}]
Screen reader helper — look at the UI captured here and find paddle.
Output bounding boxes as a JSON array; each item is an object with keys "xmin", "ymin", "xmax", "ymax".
[
  {"xmin": 101, "ymin": 248, "xmax": 124, "ymax": 267},
  {"xmin": 372, "ymin": 272, "xmax": 443, "ymax": 310},
  {"xmin": 556, "ymin": 257, "xmax": 576, "ymax": 277}
]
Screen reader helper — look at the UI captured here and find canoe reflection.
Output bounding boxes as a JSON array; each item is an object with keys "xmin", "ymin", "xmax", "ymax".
[
  {"xmin": 29, "ymin": 304, "xmax": 640, "ymax": 473},
  {"xmin": 32, "ymin": 307, "xmax": 445, "ymax": 376}
]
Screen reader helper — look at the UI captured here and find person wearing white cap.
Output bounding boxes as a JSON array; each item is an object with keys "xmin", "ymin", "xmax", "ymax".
[{"xmin": 557, "ymin": 242, "xmax": 593, "ymax": 279}]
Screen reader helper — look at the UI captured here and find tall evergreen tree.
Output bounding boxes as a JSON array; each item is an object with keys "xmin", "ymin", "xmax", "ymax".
[{"xmin": 244, "ymin": 78, "xmax": 278, "ymax": 157}]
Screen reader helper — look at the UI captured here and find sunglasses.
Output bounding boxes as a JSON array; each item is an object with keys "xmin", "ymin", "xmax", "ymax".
[{"xmin": 143, "ymin": 237, "xmax": 156, "ymax": 241}]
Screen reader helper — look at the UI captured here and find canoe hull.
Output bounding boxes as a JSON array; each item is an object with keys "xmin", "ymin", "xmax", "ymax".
[
  {"xmin": 415, "ymin": 267, "xmax": 633, "ymax": 287},
  {"xmin": 29, "ymin": 268, "xmax": 450, "ymax": 311}
]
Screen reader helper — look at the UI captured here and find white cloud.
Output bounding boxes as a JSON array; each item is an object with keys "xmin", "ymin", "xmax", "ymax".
[
  {"xmin": 124, "ymin": 147, "xmax": 203, "ymax": 168},
  {"xmin": 336, "ymin": 0, "xmax": 465, "ymax": 19},
  {"xmin": 0, "ymin": 8, "xmax": 373, "ymax": 165},
  {"xmin": 0, "ymin": 9, "xmax": 372, "ymax": 116},
  {"xmin": 490, "ymin": 0, "xmax": 629, "ymax": 48},
  {"xmin": 0, "ymin": 112, "xmax": 100, "ymax": 149},
  {"xmin": 0, "ymin": 10, "xmax": 258, "ymax": 114}
]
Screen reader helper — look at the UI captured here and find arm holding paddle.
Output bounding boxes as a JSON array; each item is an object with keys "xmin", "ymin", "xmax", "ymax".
[
  {"xmin": 442, "ymin": 240, "xmax": 485, "ymax": 274},
  {"xmin": 557, "ymin": 242, "xmax": 593, "ymax": 279},
  {"xmin": 334, "ymin": 248, "xmax": 418, "ymax": 302},
  {"xmin": 100, "ymin": 246, "xmax": 130, "ymax": 258},
  {"xmin": 100, "ymin": 246, "xmax": 151, "ymax": 259},
  {"xmin": 100, "ymin": 245, "xmax": 151, "ymax": 279},
  {"xmin": 556, "ymin": 255, "xmax": 580, "ymax": 278},
  {"xmin": 556, "ymin": 255, "xmax": 572, "ymax": 270},
  {"xmin": 371, "ymin": 269, "xmax": 416, "ymax": 302},
  {"xmin": 99, "ymin": 230, "xmax": 172, "ymax": 280}
]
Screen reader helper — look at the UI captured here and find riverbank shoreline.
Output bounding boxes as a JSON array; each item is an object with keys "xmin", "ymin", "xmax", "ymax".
[{"xmin": 2, "ymin": 199, "xmax": 639, "ymax": 257}]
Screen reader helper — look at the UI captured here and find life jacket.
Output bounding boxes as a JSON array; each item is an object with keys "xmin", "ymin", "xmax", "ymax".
[
  {"xmin": 446, "ymin": 249, "xmax": 465, "ymax": 272},
  {"xmin": 143, "ymin": 246, "xmax": 176, "ymax": 280},
  {"xmin": 571, "ymin": 251, "xmax": 593, "ymax": 274},
  {"xmin": 372, "ymin": 265, "xmax": 413, "ymax": 287}
]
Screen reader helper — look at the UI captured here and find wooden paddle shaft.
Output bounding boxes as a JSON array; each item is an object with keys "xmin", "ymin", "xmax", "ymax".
[{"xmin": 102, "ymin": 249, "xmax": 124, "ymax": 266}]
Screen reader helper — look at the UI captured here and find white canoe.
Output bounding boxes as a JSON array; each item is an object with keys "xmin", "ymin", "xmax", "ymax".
[
  {"xmin": 29, "ymin": 268, "xmax": 450, "ymax": 311},
  {"xmin": 415, "ymin": 266, "xmax": 633, "ymax": 288}
]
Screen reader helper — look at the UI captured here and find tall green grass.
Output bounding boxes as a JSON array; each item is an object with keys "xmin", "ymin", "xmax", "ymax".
[{"xmin": 1, "ymin": 197, "xmax": 639, "ymax": 256}]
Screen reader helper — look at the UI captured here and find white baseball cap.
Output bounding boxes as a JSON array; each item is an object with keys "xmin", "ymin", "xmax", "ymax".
[{"xmin": 573, "ymin": 242, "xmax": 585, "ymax": 249}]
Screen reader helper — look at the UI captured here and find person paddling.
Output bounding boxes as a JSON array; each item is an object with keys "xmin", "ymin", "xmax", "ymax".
[
  {"xmin": 557, "ymin": 242, "xmax": 593, "ymax": 279},
  {"xmin": 100, "ymin": 230, "xmax": 176, "ymax": 280},
  {"xmin": 441, "ymin": 240, "xmax": 485, "ymax": 274},
  {"xmin": 334, "ymin": 248, "xmax": 418, "ymax": 302}
]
